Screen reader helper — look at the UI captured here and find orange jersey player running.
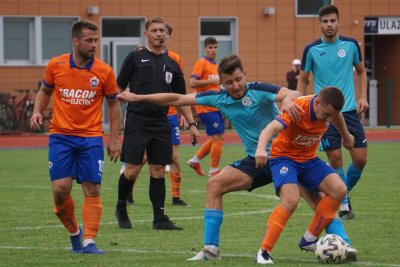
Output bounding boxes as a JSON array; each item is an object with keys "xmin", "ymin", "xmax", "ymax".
[
  {"xmin": 254, "ymin": 87, "xmax": 354, "ymax": 264},
  {"xmin": 187, "ymin": 36, "xmax": 224, "ymax": 177},
  {"xmin": 30, "ymin": 20, "xmax": 121, "ymax": 255}
]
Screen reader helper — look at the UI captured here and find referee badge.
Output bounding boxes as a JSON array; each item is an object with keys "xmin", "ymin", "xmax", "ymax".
[{"xmin": 165, "ymin": 71, "xmax": 173, "ymax": 84}]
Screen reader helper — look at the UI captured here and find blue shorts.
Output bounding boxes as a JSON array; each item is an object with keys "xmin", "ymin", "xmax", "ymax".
[
  {"xmin": 198, "ymin": 111, "xmax": 225, "ymax": 136},
  {"xmin": 320, "ymin": 110, "xmax": 367, "ymax": 151},
  {"xmin": 230, "ymin": 156, "xmax": 273, "ymax": 192},
  {"xmin": 168, "ymin": 114, "xmax": 180, "ymax": 145},
  {"xmin": 48, "ymin": 134, "xmax": 104, "ymax": 184},
  {"xmin": 269, "ymin": 157, "xmax": 335, "ymax": 195}
]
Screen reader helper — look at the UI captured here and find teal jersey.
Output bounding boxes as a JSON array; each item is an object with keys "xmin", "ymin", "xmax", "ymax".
[
  {"xmin": 301, "ymin": 36, "xmax": 362, "ymax": 112},
  {"xmin": 195, "ymin": 82, "xmax": 280, "ymax": 157}
]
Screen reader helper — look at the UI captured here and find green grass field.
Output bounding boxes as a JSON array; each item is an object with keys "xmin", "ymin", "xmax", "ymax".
[{"xmin": 0, "ymin": 142, "xmax": 399, "ymax": 267}]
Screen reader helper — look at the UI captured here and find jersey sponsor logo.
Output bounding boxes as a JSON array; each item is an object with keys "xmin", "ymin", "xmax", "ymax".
[
  {"xmin": 242, "ymin": 96, "xmax": 252, "ymax": 106},
  {"xmin": 208, "ymin": 74, "xmax": 219, "ymax": 80},
  {"xmin": 337, "ymin": 48, "xmax": 346, "ymax": 58},
  {"xmin": 141, "ymin": 59, "xmax": 151, "ymax": 62},
  {"xmin": 165, "ymin": 71, "xmax": 173, "ymax": 84},
  {"xmin": 279, "ymin": 166, "xmax": 288, "ymax": 176},
  {"xmin": 90, "ymin": 76, "xmax": 99, "ymax": 88},
  {"xmin": 59, "ymin": 88, "xmax": 96, "ymax": 105},
  {"xmin": 293, "ymin": 134, "xmax": 322, "ymax": 146}
]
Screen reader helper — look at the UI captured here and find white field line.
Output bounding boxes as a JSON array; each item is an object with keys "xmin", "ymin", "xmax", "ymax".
[{"xmin": 0, "ymin": 245, "xmax": 398, "ymax": 267}]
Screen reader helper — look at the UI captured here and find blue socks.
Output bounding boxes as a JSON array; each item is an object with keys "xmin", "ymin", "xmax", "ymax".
[
  {"xmin": 326, "ymin": 218, "xmax": 351, "ymax": 246},
  {"xmin": 346, "ymin": 163, "xmax": 363, "ymax": 192},
  {"xmin": 335, "ymin": 167, "xmax": 349, "ymax": 208},
  {"xmin": 204, "ymin": 208, "xmax": 223, "ymax": 246}
]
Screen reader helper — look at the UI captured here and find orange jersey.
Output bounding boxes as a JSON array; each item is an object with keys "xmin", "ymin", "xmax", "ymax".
[
  {"xmin": 167, "ymin": 50, "xmax": 183, "ymax": 116},
  {"xmin": 271, "ymin": 95, "xmax": 329, "ymax": 162},
  {"xmin": 43, "ymin": 53, "xmax": 118, "ymax": 137},
  {"xmin": 191, "ymin": 57, "xmax": 219, "ymax": 114}
]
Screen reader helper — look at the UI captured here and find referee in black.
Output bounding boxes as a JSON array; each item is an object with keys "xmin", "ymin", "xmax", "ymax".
[{"xmin": 115, "ymin": 16, "xmax": 199, "ymax": 230}]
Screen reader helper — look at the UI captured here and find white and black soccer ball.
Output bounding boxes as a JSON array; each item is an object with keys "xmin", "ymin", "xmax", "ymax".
[{"xmin": 315, "ymin": 234, "xmax": 348, "ymax": 264}]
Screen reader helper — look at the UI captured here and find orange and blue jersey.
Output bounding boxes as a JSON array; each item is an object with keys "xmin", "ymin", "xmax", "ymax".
[
  {"xmin": 167, "ymin": 50, "xmax": 183, "ymax": 116},
  {"xmin": 43, "ymin": 53, "xmax": 118, "ymax": 137},
  {"xmin": 271, "ymin": 95, "xmax": 329, "ymax": 162},
  {"xmin": 191, "ymin": 56, "xmax": 219, "ymax": 114}
]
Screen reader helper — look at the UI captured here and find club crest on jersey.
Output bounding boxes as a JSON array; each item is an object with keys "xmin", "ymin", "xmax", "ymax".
[
  {"xmin": 90, "ymin": 76, "xmax": 99, "ymax": 88},
  {"xmin": 280, "ymin": 166, "xmax": 289, "ymax": 176},
  {"xmin": 242, "ymin": 96, "xmax": 252, "ymax": 106},
  {"xmin": 165, "ymin": 71, "xmax": 173, "ymax": 84},
  {"xmin": 337, "ymin": 48, "xmax": 346, "ymax": 58}
]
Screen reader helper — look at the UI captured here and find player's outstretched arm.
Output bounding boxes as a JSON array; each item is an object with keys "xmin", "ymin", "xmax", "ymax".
[
  {"xmin": 117, "ymin": 91, "xmax": 197, "ymax": 106},
  {"xmin": 255, "ymin": 120, "xmax": 284, "ymax": 168}
]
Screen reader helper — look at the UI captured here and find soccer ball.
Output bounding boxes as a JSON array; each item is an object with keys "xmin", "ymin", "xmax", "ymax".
[{"xmin": 315, "ymin": 234, "xmax": 348, "ymax": 264}]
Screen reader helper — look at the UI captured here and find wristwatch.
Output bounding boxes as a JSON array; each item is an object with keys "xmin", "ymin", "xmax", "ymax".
[{"xmin": 188, "ymin": 121, "xmax": 198, "ymax": 128}]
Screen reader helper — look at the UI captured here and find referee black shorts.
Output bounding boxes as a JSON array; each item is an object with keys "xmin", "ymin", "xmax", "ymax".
[{"xmin": 122, "ymin": 113, "xmax": 173, "ymax": 165}]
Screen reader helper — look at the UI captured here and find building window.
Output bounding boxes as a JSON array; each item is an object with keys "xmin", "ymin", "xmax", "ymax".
[
  {"xmin": 42, "ymin": 18, "xmax": 76, "ymax": 60},
  {"xmin": 296, "ymin": 0, "xmax": 332, "ymax": 16},
  {"xmin": 4, "ymin": 18, "xmax": 32, "ymax": 61},
  {"xmin": 0, "ymin": 16, "xmax": 78, "ymax": 65},
  {"xmin": 102, "ymin": 18, "xmax": 142, "ymax": 38},
  {"xmin": 199, "ymin": 18, "xmax": 237, "ymax": 62}
]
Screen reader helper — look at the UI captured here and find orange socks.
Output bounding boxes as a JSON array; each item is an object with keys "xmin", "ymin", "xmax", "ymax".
[
  {"xmin": 53, "ymin": 196, "xmax": 79, "ymax": 234},
  {"xmin": 210, "ymin": 139, "xmax": 223, "ymax": 169},
  {"xmin": 169, "ymin": 171, "xmax": 182, "ymax": 198},
  {"xmin": 261, "ymin": 204, "xmax": 291, "ymax": 252},
  {"xmin": 82, "ymin": 196, "xmax": 102, "ymax": 240},
  {"xmin": 308, "ymin": 195, "xmax": 340, "ymax": 236},
  {"xmin": 195, "ymin": 139, "xmax": 213, "ymax": 159}
]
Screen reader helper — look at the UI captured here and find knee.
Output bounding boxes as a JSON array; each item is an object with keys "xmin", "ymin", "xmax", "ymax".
[
  {"xmin": 207, "ymin": 178, "xmax": 224, "ymax": 196},
  {"xmin": 353, "ymin": 157, "xmax": 367, "ymax": 169},
  {"xmin": 124, "ymin": 168, "xmax": 138, "ymax": 181},
  {"xmin": 281, "ymin": 195, "xmax": 300, "ymax": 214},
  {"xmin": 330, "ymin": 181, "xmax": 347, "ymax": 202},
  {"xmin": 53, "ymin": 187, "xmax": 70, "ymax": 203}
]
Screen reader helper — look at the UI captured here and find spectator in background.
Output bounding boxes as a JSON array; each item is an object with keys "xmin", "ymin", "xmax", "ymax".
[{"xmin": 286, "ymin": 59, "xmax": 301, "ymax": 90}]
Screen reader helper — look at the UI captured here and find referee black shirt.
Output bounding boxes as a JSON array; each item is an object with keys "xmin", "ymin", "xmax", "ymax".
[{"xmin": 117, "ymin": 48, "xmax": 186, "ymax": 120}]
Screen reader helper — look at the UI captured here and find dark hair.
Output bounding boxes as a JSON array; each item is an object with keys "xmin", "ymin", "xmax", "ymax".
[
  {"xmin": 71, "ymin": 20, "xmax": 98, "ymax": 38},
  {"xmin": 318, "ymin": 86, "xmax": 344, "ymax": 111},
  {"xmin": 166, "ymin": 23, "xmax": 173, "ymax": 35},
  {"xmin": 145, "ymin": 16, "xmax": 167, "ymax": 30},
  {"xmin": 319, "ymin": 4, "xmax": 339, "ymax": 20},
  {"xmin": 204, "ymin": 36, "xmax": 218, "ymax": 47},
  {"xmin": 218, "ymin": 54, "xmax": 244, "ymax": 76}
]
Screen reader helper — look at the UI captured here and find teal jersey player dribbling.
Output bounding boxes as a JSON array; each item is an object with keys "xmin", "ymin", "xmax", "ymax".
[
  {"xmin": 302, "ymin": 36, "xmax": 362, "ymax": 112},
  {"xmin": 195, "ymin": 82, "xmax": 280, "ymax": 157}
]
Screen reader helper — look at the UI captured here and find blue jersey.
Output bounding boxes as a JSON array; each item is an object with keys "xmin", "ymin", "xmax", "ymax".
[
  {"xmin": 301, "ymin": 36, "xmax": 362, "ymax": 112},
  {"xmin": 195, "ymin": 82, "xmax": 280, "ymax": 157}
]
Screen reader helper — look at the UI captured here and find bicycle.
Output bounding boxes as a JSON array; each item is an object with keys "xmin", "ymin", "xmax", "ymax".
[{"xmin": 0, "ymin": 93, "xmax": 17, "ymax": 133}]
